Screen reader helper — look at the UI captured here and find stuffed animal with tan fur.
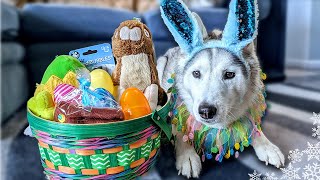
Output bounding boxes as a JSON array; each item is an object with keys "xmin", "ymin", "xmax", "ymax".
[{"xmin": 112, "ymin": 19, "xmax": 166, "ymax": 107}]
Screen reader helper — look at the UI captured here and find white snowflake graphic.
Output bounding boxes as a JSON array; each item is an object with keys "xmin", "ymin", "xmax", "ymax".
[
  {"xmin": 280, "ymin": 163, "xmax": 301, "ymax": 179},
  {"xmin": 302, "ymin": 163, "xmax": 320, "ymax": 180},
  {"xmin": 303, "ymin": 142, "xmax": 320, "ymax": 161},
  {"xmin": 311, "ymin": 112, "xmax": 320, "ymax": 125},
  {"xmin": 249, "ymin": 170, "xmax": 262, "ymax": 180},
  {"xmin": 263, "ymin": 172, "xmax": 279, "ymax": 180},
  {"xmin": 288, "ymin": 149, "xmax": 304, "ymax": 163},
  {"xmin": 312, "ymin": 126, "xmax": 320, "ymax": 140},
  {"xmin": 249, "ymin": 112, "xmax": 320, "ymax": 180}
]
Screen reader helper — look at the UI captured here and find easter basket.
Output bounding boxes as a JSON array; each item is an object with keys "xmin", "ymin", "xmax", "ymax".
[{"xmin": 27, "ymin": 96, "xmax": 172, "ymax": 180}]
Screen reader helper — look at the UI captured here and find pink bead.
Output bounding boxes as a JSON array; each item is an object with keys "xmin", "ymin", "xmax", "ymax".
[
  {"xmin": 182, "ymin": 135, "xmax": 189, "ymax": 142},
  {"xmin": 235, "ymin": 151, "xmax": 239, "ymax": 158},
  {"xmin": 189, "ymin": 133, "xmax": 194, "ymax": 140},
  {"xmin": 215, "ymin": 154, "xmax": 220, "ymax": 161},
  {"xmin": 202, "ymin": 154, "xmax": 205, "ymax": 162}
]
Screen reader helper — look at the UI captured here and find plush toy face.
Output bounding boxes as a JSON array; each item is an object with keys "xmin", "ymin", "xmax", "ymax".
[{"xmin": 112, "ymin": 20, "xmax": 155, "ymax": 59}]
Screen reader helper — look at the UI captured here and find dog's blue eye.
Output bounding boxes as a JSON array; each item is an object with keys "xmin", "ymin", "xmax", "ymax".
[
  {"xmin": 224, "ymin": 72, "xmax": 235, "ymax": 79},
  {"xmin": 192, "ymin": 71, "xmax": 201, "ymax": 79}
]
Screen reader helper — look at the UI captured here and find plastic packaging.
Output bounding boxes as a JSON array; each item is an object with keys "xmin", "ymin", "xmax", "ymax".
[{"xmin": 54, "ymin": 68, "xmax": 124, "ymax": 124}]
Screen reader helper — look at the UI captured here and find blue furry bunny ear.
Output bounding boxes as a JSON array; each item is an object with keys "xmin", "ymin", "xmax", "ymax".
[
  {"xmin": 222, "ymin": 0, "xmax": 259, "ymax": 49},
  {"xmin": 160, "ymin": 0, "xmax": 204, "ymax": 55}
]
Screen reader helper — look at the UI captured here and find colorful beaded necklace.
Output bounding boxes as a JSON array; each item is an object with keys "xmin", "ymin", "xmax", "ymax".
[{"xmin": 168, "ymin": 72, "xmax": 267, "ymax": 162}]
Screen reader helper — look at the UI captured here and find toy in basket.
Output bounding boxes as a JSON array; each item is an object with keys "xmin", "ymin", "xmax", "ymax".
[{"xmin": 26, "ymin": 19, "xmax": 172, "ymax": 180}]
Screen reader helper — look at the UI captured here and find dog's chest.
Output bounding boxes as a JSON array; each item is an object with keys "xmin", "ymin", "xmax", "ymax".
[{"xmin": 120, "ymin": 53, "xmax": 151, "ymax": 91}]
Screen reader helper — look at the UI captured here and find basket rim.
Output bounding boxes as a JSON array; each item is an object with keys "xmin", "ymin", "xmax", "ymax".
[{"xmin": 27, "ymin": 94, "xmax": 171, "ymax": 138}]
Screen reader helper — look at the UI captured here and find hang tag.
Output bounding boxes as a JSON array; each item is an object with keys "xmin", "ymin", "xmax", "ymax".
[{"xmin": 69, "ymin": 43, "xmax": 115, "ymax": 75}]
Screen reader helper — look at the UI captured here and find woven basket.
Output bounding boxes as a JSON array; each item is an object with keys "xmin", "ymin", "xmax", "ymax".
[{"xmin": 27, "ymin": 98, "xmax": 172, "ymax": 180}]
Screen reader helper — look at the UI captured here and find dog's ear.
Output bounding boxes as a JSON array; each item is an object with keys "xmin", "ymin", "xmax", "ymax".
[
  {"xmin": 222, "ymin": 0, "xmax": 259, "ymax": 49},
  {"xmin": 243, "ymin": 42, "xmax": 255, "ymax": 57},
  {"xmin": 160, "ymin": 0, "xmax": 204, "ymax": 55},
  {"xmin": 192, "ymin": 12, "xmax": 208, "ymax": 40}
]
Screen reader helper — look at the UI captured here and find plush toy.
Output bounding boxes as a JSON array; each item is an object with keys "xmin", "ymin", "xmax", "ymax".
[
  {"xmin": 144, "ymin": 84, "xmax": 158, "ymax": 111},
  {"xmin": 112, "ymin": 19, "xmax": 166, "ymax": 106},
  {"xmin": 35, "ymin": 55, "xmax": 85, "ymax": 96},
  {"xmin": 27, "ymin": 91, "xmax": 55, "ymax": 120}
]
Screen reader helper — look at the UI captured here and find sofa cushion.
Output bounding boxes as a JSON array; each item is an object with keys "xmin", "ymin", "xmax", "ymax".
[
  {"xmin": 1, "ymin": 64, "xmax": 29, "ymax": 121},
  {"xmin": 1, "ymin": 3, "xmax": 19, "ymax": 41},
  {"xmin": 1, "ymin": 42, "xmax": 25, "ymax": 65},
  {"xmin": 143, "ymin": 8, "xmax": 228, "ymax": 41},
  {"xmin": 21, "ymin": 4, "xmax": 141, "ymax": 42}
]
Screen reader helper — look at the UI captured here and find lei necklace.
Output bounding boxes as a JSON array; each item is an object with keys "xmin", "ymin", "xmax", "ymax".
[{"xmin": 167, "ymin": 72, "xmax": 267, "ymax": 162}]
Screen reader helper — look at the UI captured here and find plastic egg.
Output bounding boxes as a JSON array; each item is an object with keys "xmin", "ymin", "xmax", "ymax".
[
  {"xmin": 120, "ymin": 88, "xmax": 152, "ymax": 120},
  {"xmin": 90, "ymin": 69, "xmax": 115, "ymax": 97}
]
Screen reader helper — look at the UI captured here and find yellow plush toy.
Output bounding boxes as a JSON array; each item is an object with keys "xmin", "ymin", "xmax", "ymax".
[{"xmin": 27, "ymin": 91, "xmax": 55, "ymax": 120}]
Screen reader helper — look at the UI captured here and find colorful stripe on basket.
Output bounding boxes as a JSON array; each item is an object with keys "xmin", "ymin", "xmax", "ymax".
[
  {"xmin": 34, "ymin": 126, "xmax": 159, "ymax": 150},
  {"xmin": 44, "ymin": 151, "xmax": 158, "ymax": 180},
  {"xmin": 34, "ymin": 125, "xmax": 161, "ymax": 179}
]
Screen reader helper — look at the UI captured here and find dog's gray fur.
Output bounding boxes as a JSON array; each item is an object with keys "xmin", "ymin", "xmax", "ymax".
[{"xmin": 157, "ymin": 26, "xmax": 285, "ymax": 178}]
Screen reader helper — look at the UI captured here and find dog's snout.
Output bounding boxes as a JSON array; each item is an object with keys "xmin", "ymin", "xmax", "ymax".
[{"xmin": 198, "ymin": 103, "xmax": 217, "ymax": 119}]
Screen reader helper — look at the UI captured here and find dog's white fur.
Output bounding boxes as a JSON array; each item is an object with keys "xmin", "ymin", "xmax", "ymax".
[{"xmin": 157, "ymin": 18, "xmax": 285, "ymax": 178}]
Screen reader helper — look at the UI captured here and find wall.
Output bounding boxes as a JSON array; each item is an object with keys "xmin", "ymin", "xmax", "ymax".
[
  {"xmin": 285, "ymin": 0, "xmax": 320, "ymax": 69},
  {"xmin": 310, "ymin": 0, "xmax": 320, "ymax": 60}
]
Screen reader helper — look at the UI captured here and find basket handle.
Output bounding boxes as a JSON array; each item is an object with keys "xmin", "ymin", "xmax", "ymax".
[{"xmin": 151, "ymin": 104, "xmax": 172, "ymax": 140}]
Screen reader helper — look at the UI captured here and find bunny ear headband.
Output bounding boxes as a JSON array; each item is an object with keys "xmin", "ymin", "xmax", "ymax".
[{"xmin": 160, "ymin": 0, "xmax": 259, "ymax": 58}]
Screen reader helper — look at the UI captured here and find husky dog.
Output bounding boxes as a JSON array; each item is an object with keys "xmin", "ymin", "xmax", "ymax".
[{"xmin": 157, "ymin": 0, "xmax": 285, "ymax": 178}]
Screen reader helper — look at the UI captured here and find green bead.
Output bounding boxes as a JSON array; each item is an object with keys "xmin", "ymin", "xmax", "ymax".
[
  {"xmin": 211, "ymin": 147, "xmax": 219, "ymax": 153},
  {"xmin": 243, "ymin": 140, "xmax": 249, "ymax": 147}
]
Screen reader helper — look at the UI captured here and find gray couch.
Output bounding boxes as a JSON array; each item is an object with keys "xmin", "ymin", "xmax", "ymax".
[
  {"xmin": 1, "ymin": 0, "xmax": 286, "ymax": 122},
  {"xmin": 1, "ymin": 3, "xmax": 28, "ymax": 122}
]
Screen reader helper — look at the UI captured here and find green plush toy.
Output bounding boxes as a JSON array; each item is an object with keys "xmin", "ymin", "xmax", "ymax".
[
  {"xmin": 41, "ymin": 55, "xmax": 85, "ymax": 84},
  {"xmin": 27, "ymin": 91, "xmax": 55, "ymax": 120}
]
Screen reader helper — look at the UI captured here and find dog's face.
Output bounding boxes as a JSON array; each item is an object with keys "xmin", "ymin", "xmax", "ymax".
[
  {"xmin": 179, "ymin": 48, "xmax": 248, "ymax": 127},
  {"xmin": 175, "ymin": 40, "xmax": 260, "ymax": 128},
  {"xmin": 159, "ymin": 0, "xmax": 261, "ymax": 128}
]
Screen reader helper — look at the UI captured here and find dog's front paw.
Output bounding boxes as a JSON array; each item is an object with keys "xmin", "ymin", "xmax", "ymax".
[
  {"xmin": 254, "ymin": 142, "xmax": 285, "ymax": 168},
  {"xmin": 176, "ymin": 148, "xmax": 202, "ymax": 178}
]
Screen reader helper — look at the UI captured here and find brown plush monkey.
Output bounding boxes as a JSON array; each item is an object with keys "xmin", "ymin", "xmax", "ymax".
[{"xmin": 112, "ymin": 19, "xmax": 166, "ymax": 106}]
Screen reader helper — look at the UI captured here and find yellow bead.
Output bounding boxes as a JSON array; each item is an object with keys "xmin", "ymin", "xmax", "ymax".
[
  {"xmin": 235, "ymin": 143, "xmax": 240, "ymax": 150},
  {"xmin": 172, "ymin": 118, "xmax": 178, "ymax": 125},
  {"xmin": 182, "ymin": 126, "xmax": 186, "ymax": 133},
  {"xmin": 261, "ymin": 73, "xmax": 267, "ymax": 80},
  {"xmin": 224, "ymin": 150, "xmax": 231, "ymax": 159}
]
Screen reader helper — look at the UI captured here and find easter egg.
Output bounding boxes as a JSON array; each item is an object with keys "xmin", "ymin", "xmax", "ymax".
[
  {"xmin": 120, "ymin": 88, "xmax": 152, "ymax": 120},
  {"xmin": 90, "ymin": 69, "xmax": 115, "ymax": 97}
]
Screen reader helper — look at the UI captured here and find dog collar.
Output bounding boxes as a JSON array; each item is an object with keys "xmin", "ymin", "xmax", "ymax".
[{"xmin": 167, "ymin": 72, "xmax": 267, "ymax": 162}]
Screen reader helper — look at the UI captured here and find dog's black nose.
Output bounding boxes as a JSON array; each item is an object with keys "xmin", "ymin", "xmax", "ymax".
[{"xmin": 198, "ymin": 103, "xmax": 217, "ymax": 119}]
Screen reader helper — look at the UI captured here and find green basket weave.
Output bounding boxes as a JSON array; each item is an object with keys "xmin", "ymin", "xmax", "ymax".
[{"xmin": 27, "ymin": 98, "xmax": 172, "ymax": 180}]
